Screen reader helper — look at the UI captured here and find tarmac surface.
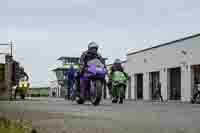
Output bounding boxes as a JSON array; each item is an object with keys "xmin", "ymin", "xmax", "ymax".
[{"xmin": 1, "ymin": 97, "xmax": 200, "ymax": 133}]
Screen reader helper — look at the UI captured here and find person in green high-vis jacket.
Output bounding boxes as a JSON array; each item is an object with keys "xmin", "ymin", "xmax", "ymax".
[{"xmin": 108, "ymin": 59, "xmax": 128, "ymax": 104}]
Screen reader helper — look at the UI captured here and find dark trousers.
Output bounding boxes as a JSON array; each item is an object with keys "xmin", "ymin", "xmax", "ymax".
[
  {"xmin": 193, "ymin": 90, "xmax": 200, "ymax": 99},
  {"xmin": 153, "ymin": 89, "xmax": 164, "ymax": 102},
  {"xmin": 68, "ymin": 80, "xmax": 75, "ymax": 100},
  {"xmin": 75, "ymin": 74, "xmax": 80, "ymax": 97}
]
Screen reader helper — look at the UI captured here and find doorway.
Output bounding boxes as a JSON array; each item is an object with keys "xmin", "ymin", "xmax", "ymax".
[
  {"xmin": 128, "ymin": 76, "xmax": 132, "ymax": 99},
  {"xmin": 191, "ymin": 65, "xmax": 200, "ymax": 96},
  {"xmin": 135, "ymin": 74, "xmax": 143, "ymax": 100},
  {"xmin": 169, "ymin": 68, "xmax": 181, "ymax": 100},
  {"xmin": 150, "ymin": 71, "xmax": 160, "ymax": 100}
]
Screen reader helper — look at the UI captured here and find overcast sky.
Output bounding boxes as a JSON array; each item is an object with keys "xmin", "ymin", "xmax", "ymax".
[{"xmin": 0, "ymin": 0, "xmax": 199, "ymax": 87}]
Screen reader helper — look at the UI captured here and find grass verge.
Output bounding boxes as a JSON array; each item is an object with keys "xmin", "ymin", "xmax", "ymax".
[{"xmin": 0, "ymin": 116, "xmax": 37, "ymax": 133}]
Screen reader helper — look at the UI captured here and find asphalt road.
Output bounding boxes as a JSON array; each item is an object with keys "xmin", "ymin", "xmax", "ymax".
[{"xmin": 1, "ymin": 97, "xmax": 200, "ymax": 133}]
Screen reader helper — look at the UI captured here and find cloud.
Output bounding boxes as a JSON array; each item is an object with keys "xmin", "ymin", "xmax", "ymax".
[{"xmin": 0, "ymin": 0, "xmax": 199, "ymax": 86}]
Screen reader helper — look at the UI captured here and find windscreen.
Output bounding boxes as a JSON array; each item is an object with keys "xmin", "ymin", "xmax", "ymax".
[{"xmin": 87, "ymin": 58, "xmax": 104, "ymax": 67}]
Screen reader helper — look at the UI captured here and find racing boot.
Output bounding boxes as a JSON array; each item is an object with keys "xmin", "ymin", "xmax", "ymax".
[
  {"xmin": 119, "ymin": 97, "xmax": 124, "ymax": 104},
  {"xmin": 112, "ymin": 97, "xmax": 118, "ymax": 103}
]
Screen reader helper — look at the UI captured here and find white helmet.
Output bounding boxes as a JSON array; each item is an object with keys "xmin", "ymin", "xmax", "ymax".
[
  {"xmin": 114, "ymin": 59, "xmax": 121, "ymax": 64},
  {"xmin": 88, "ymin": 41, "xmax": 99, "ymax": 49}
]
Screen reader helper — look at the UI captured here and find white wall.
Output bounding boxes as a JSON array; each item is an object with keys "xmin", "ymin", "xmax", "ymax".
[
  {"xmin": 127, "ymin": 36, "xmax": 200, "ymax": 73},
  {"xmin": 181, "ymin": 65, "xmax": 192, "ymax": 102},
  {"xmin": 160, "ymin": 69, "xmax": 168, "ymax": 100},
  {"xmin": 123, "ymin": 62, "xmax": 129, "ymax": 99},
  {"xmin": 127, "ymin": 35, "xmax": 200, "ymax": 102},
  {"xmin": 143, "ymin": 72, "xmax": 150, "ymax": 100}
]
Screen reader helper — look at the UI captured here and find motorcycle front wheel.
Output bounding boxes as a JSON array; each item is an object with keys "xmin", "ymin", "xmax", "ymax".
[
  {"xmin": 90, "ymin": 80, "xmax": 102, "ymax": 106},
  {"xmin": 76, "ymin": 97, "xmax": 85, "ymax": 104}
]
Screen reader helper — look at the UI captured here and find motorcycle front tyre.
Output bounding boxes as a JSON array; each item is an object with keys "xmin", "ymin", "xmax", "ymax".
[
  {"xmin": 76, "ymin": 97, "xmax": 85, "ymax": 104},
  {"xmin": 91, "ymin": 80, "xmax": 102, "ymax": 106}
]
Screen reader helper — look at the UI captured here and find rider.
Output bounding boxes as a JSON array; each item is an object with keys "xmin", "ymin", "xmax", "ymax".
[
  {"xmin": 14, "ymin": 67, "xmax": 29, "ymax": 99},
  {"xmin": 79, "ymin": 41, "xmax": 105, "ymax": 73},
  {"xmin": 78, "ymin": 41, "xmax": 105, "ymax": 98},
  {"xmin": 108, "ymin": 59, "xmax": 128, "ymax": 103},
  {"xmin": 67, "ymin": 65, "xmax": 76, "ymax": 100},
  {"xmin": 192, "ymin": 82, "xmax": 200, "ymax": 103}
]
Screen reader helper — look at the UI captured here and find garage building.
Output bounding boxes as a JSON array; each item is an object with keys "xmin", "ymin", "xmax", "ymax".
[{"xmin": 127, "ymin": 33, "xmax": 200, "ymax": 102}]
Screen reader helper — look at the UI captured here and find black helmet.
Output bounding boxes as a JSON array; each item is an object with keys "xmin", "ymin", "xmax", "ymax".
[{"xmin": 114, "ymin": 59, "xmax": 121, "ymax": 64}]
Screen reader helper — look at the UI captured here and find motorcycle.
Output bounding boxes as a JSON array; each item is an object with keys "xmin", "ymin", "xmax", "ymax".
[
  {"xmin": 76, "ymin": 58, "xmax": 107, "ymax": 106},
  {"xmin": 111, "ymin": 71, "xmax": 128, "ymax": 104},
  {"xmin": 191, "ymin": 84, "xmax": 200, "ymax": 104}
]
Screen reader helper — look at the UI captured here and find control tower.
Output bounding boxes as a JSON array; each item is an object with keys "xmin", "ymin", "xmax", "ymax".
[{"xmin": 52, "ymin": 57, "xmax": 79, "ymax": 97}]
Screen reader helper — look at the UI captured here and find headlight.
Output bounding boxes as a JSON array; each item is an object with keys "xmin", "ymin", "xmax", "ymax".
[{"xmin": 96, "ymin": 67, "xmax": 103, "ymax": 71}]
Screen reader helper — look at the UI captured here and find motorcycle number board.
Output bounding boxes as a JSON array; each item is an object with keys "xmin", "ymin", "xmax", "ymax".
[{"xmin": 96, "ymin": 67, "xmax": 103, "ymax": 71}]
